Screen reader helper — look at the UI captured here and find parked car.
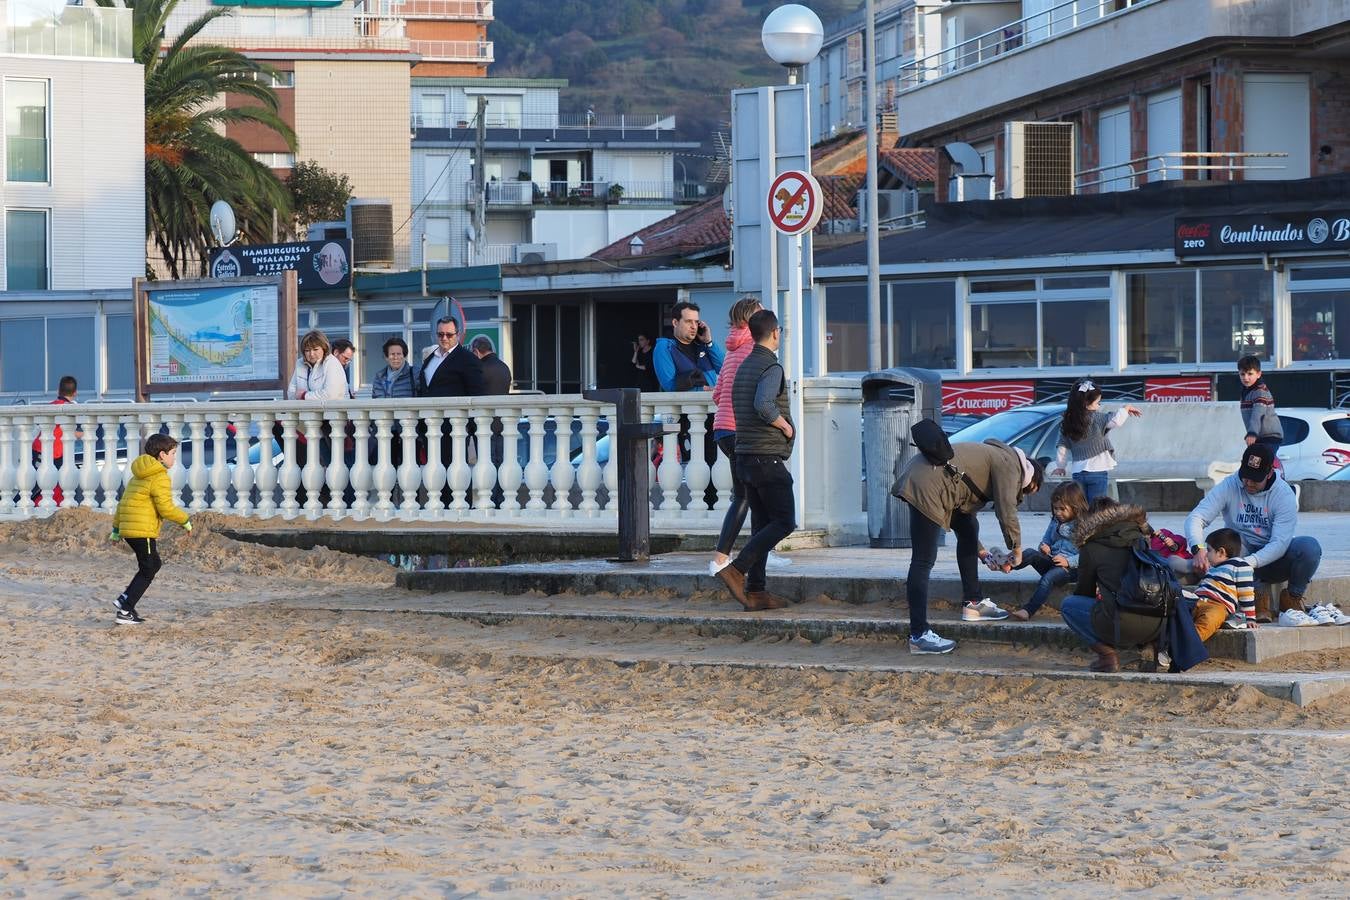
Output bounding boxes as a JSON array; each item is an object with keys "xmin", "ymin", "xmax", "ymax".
[{"xmin": 949, "ymin": 404, "xmax": 1065, "ymax": 467}]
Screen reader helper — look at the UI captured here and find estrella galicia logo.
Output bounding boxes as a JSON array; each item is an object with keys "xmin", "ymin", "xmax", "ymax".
[
  {"xmin": 1308, "ymin": 217, "xmax": 1330, "ymax": 245},
  {"xmin": 210, "ymin": 249, "xmax": 240, "ymax": 279}
]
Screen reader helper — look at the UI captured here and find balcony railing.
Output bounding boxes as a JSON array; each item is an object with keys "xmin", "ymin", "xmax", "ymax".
[
  {"xmin": 0, "ymin": 388, "xmax": 861, "ymax": 534},
  {"xmin": 468, "ymin": 179, "xmax": 680, "ymax": 207},
  {"xmin": 368, "ymin": 0, "xmax": 493, "ymax": 20},
  {"xmin": 898, "ymin": 0, "xmax": 1157, "ymax": 89},
  {"xmin": 2, "ymin": 2, "xmax": 131, "ymax": 59},
  {"xmin": 412, "ymin": 111, "xmax": 675, "ymax": 139},
  {"xmin": 410, "ymin": 38, "xmax": 492, "ymax": 63},
  {"xmin": 1075, "ymin": 151, "xmax": 1288, "ymax": 192}
]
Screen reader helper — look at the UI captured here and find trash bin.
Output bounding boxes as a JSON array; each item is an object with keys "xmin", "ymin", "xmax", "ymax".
[{"xmin": 862, "ymin": 367, "xmax": 943, "ymax": 548}]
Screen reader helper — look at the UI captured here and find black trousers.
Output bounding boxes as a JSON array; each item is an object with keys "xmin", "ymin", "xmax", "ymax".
[
  {"xmin": 904, "ymin": 504, "xmax": 983, "ymax": 638},
  {"xmin": 120, "ymin": 537, "xmax": 162, "ymax": 610},
  {"xmin": 715, "ymin": 434, "xmax": 750, "ymax": 555},
  {"xmin": 731, "ymin": 455, "xmax": 796, "ymax": 592}
]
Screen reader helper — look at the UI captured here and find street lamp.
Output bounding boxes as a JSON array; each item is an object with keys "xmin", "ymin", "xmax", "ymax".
[{"xmin": 761, "ymin": 4, "xmax": 824, "ymax": 85}]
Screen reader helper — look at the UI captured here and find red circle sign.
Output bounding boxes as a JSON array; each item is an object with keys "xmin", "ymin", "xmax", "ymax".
[{"xmin": 767, "ymin": 170, "xmax": 823, "ymax": 235}]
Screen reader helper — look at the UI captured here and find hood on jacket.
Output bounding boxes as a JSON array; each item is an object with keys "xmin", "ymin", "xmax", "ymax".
[
  {"xmin": 130, "ymin": 454, "xmax": 167, "ymax": 479},
  {"xmin": 724, "ymin": 324, "xmax": 753, "ymax": 353},
  {"xmin": 1073, "ymin": 502, "xmax": 1148, "ymax": 548}
]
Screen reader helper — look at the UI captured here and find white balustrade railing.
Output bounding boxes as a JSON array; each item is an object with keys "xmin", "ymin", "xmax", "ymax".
[{"xmin": 0, "ymin": 383, "xmax": 864, "ymax": 533}]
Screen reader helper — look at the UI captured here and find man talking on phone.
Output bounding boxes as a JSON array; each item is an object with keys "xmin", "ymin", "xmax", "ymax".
[{"xmin": 653, "ymin": 301, "xmax": 725, "ymax": 391}]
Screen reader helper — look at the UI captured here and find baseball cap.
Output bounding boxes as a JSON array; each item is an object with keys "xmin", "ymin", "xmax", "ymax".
[{"xmin": 1238, "ymin": 443, "xmax": 1275, "ymax": 482}]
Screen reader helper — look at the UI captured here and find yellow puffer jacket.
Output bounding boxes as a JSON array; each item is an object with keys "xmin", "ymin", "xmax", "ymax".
[{"xmin": 113, "ymin": 454, "xmax": 190, "ymax": 538}]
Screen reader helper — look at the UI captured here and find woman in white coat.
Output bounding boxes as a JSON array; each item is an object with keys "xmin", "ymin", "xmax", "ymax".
[{"xmin": 287, "ymin": 330, "xmax": 348, "ymax": 401}]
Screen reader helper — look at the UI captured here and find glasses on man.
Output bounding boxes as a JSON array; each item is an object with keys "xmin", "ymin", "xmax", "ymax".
[{"xmin": 437, "ymin": 330, "xmax": 457, "ymax": 338}]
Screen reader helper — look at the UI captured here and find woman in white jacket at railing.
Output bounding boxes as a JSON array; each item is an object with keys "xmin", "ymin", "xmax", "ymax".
[{"xmin": 286, "ymin": 330, "xmax": 349, "ymax": 401}]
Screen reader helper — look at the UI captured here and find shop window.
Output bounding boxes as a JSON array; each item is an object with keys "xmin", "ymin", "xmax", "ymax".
[
  {"xmin": 1127, "ymin": 271, "xmax": 1196, "ymax": 364},
  {"xmin": 106, "ymin": 315, "xmax": 134, "ymax": 392},
  {"xmin": 1042, "ymin": 299, "xmax": 1109, "ymax": 367},
  {"xmin": 1199, "ymin": 269, "xmax": 1271, "ymax": 362},
  {"xmin": 971, "ymin": 302, "xmax": 1037, "ymax": 369},
  {"xmin": 825, "ymin": 283, "xmax": 868, "ymax": 372},
  {"xmin": 889, "ymin": 280, "xmax": 955, "ymax": 369},
  {"xmin": 46, "ymin": 317, "xmax": 95, "ymax": 394},
  {"xmin": 0, "ymin": 318, "xmax": 44, "ymax": 393},
  {"xmin": 1290, "ymin": 291, "xmax": 1350, "ymax": 362}
]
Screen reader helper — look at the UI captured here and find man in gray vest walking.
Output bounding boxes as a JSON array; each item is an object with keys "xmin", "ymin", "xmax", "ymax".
[{"xmin": 716, "ymin": 309, "xmax": 795, "ymax": 611}]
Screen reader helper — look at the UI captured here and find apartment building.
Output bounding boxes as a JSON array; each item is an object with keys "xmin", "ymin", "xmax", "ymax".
[{"xmin": 410, "ymin": 77, "xmax": 699, "ymax": 268}]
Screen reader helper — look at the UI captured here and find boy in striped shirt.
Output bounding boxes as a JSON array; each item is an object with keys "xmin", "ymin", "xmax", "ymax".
[{"xmin": 1189, "ymin": 527, "xmax": 1256, "ymax": 640}]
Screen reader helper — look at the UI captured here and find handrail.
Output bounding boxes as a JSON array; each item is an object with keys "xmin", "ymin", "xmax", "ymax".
[{"xmin": 1075, "ymin": 150, "xmax": 1288, "ymax": 191}]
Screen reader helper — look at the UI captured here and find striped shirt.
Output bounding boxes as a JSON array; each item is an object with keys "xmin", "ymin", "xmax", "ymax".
[{"xmin": 1194, "ymin": 558, "xmax": 1256, "ymax": 619}]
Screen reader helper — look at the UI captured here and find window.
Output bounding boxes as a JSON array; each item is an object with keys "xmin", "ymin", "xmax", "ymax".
[
  {"xmin": 6, "ymin": 209, "xmax": 48, "ymax": 289},
  {"xmin": 971, "ymin": 301, "xmax": 1037, "ymax": 369},
  {"xmin": 46, "ymin": 317, "xmax": 96, "ymax": 393},
  {"xmin": 1042, "ymin": 299, "xmax": 1109, "ymax": 366},
  {"xmin": 967, "ymin": 273, "xmax": 1112, "ymax": 369},
  {"xmin": 1095, "ymin": 103, "xmax": 1131, "ymax": 191},
  {"xmin": 1127, "ymin": 270, "xmax": 1196, "ymax": 364},
  {"xmin": 6, "ymin": 79, "xmax": 48, "ymax": 182},
  {"xmin": 1200, "ymin": 269, "xmax": 1271, "ymax": 362},
  {"xmin": 889, "ymin": 280, "xmax": 955, "ymax": 369},
  {"xmin": 106, "ymin": 315, "xmax": 134, "ymax": 392},
  {"xmin": 1146, "ymin": 89, "xmax": 1182, "ymax": 182},
  {"xmin": 252, "ymin": 152, "xmax": 295, "ymax": 168},
  {"xmin": 825, "ymin": 283, "xmax": 867, "ymax": 372},
  {"xmin": 0, "ymin": 318, "xmax": 44, "ymax": 393},
  {"xmin": 1290, "ymin": 291, "xmax": 1350, "ymax": 362}
]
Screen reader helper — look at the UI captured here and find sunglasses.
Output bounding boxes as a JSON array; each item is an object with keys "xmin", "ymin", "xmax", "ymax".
[{"xmin": 437, "ymin": 331, "xmax": 457, "ymax": 338}]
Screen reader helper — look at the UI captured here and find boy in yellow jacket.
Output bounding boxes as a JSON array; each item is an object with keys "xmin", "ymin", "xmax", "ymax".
[{"xmin": 110, "ymin": 433, "xmax": 191, "ymax": 624}]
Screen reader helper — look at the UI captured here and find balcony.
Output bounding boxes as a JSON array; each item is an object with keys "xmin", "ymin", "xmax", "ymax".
[
  {"xmin": 410, "ymin": 38, "xmax": 492, "ymax": 64},
  {"xmin": 2, "ymin": 1, "xmax": 131, "ymax": 59},
  {"xmin": 412, "ymin": 111, "xmax": 677, "ymax": 140},
  {"xmin": 468, "ymin": 180, "xmax": 682, "ymax": 208},
  {"xmin": 372, "ymin": 0, "xmax": 493, "ymax": 21}
]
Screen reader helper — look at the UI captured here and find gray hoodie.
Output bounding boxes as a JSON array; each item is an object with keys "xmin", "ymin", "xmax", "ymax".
[{"xmin": 1184, "ymin": 473, "xmax": 1298, "ymax": 569}]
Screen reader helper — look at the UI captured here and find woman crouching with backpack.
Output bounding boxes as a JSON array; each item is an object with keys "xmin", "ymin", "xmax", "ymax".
[
  {"xmin": 1058, "ymin": 498, "xmax": 1164, "ymax": 673},
  {"xmin": 893, "ymin": 439, "xmax": 1044, "ymax": 655}
]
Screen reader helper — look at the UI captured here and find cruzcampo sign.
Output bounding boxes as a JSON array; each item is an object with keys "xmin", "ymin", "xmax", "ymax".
[{"xmin": 1175, "ymin": 210, "xmax": 1350, "ymax": 257}]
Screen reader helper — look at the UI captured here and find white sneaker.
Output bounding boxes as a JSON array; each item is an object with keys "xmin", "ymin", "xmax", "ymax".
[
  {"xmin": 1278, "ymin": 608, "xmax": 1318, "ymax": 627},
  {"xmin": 708, "ymin": 558, "xmax": 730, "ymax": 577},
  {"xmin": 1314, "ymin": 603, "xmax": 1350, "ymax": 626},
  {"xmin": 766, "ymin": 552, "xmax": 791, "ymax": 569},
  {"xmin": 1306, "ymin": 605, "xmax": 1337, "ymax": 626},
  {"xmin": 1221, "ymin": 615, "xmax": 1250, "ymax": 630},
  {"xmin": 961, "ymin": 598, "xmax": 1010, "ymax": 622},
  {"xmin": 909, "ymin": 629, "xmax": 956, "ymax": 654}
]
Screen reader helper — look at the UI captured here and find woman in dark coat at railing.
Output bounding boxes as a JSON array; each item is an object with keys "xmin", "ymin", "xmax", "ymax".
[{"xmin": 370, "ymin": 336, "xmax": 417, "ymax": 399}]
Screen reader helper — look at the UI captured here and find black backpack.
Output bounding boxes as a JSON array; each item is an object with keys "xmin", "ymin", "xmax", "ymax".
[
  {"xmin": 907, "ymin": 419, "xmax": 988, "ymax": 504},
  {"xmin": 1116, "ymin": 537, "xmax": 1181, "ymax": 617}
]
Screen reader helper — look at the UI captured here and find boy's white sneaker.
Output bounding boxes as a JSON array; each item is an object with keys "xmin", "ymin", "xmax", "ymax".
[
  {"xmin": 962, "ymin": 598, "xmax": 1010, "ymax": 621},
  {"xmin": 1277, "ymin": 609, "xmax": 1317, "ymax": 627},
  {"xmin": 1314, "ymin": 603, "xmax": 1350, "ymax": 626}
]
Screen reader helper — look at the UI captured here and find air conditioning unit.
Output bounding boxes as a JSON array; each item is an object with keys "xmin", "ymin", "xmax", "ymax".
[
  {"xmin": 346, "ymin": 198, "xmax": 395, "ymax": 268},
  {"xmin": 306, "ymin": 221, "xmax": 348, "ymax": 242},
  {"xmin": 512, "ymin": 242, "xmax": 558, "ymax": 264},
  {"xmin": 1006, "ymin": 121, "xmax": 1075, "ymax": 198},
  {"xmin": 857, "ymin": 189, "xmax": 918, "ymax": 228}
]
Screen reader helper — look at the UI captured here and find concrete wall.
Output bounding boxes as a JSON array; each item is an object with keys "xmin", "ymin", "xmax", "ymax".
[
  {"xmin": 295, "ymin": 60, "xmax": 411, "ymax": 268},
  {"xmin": 532, "ymin": 208, "xmax": 671, "ymax": 262},
  {"xmin": 0, "ymin": 57, "xmax": 145, "ymax": 290}
]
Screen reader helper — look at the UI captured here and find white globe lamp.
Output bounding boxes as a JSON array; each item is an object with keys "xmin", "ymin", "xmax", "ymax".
[{"xmin": 761, "ymin": 4, "xmax": 824, "ymax": 82}]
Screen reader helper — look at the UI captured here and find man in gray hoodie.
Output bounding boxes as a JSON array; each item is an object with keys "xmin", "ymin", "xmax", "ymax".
[{"xmin": 1184, "ymin": 443, "xmax": 1321, "ymax": 619}]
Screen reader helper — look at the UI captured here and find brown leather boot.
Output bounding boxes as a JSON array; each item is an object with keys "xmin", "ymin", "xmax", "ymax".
[
  {"xmin": 1253, "ymin": 586, "xmax": 1273, "ymax": 623},
  {"xmin": 717, "ymin": 564, "xmax": 748, "ymax": 606},
  {"xmin": 747, "ymin": 590, "xmax": 791, "ymax": 610},
  {"xmin": 1278, "ymin": 588, "xmax": 1305, "ymax": 613},
  {"xmin": 1088, "ymin": 643, "xmax": 1120, "ymax": 673}
]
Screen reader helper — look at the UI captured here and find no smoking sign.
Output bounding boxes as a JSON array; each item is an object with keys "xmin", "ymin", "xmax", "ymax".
[{"xmin": 766, "ymin": 170, "xmax": 823, "ymax": 236}]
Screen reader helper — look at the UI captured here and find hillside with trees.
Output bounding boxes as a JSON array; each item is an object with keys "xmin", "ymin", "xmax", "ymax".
[{"xmin": 491, "ymin": 0, "xmax": 854, "ymax": 143}]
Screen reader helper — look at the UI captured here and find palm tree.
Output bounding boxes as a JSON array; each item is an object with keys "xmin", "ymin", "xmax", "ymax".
[{"xmin": 107, "ymin": 0, "xmax": 297, "ymax": 278}]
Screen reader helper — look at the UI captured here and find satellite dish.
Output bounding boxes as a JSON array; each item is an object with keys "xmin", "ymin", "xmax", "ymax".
[{"xmin": 209, "ymin": 200, "xmax": 237, "ymax": 246}]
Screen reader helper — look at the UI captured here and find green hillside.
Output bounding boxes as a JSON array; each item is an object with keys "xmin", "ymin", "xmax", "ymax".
[{"xmin": 491, "ymin": 0, "xmax": 855, "ymax": 142}]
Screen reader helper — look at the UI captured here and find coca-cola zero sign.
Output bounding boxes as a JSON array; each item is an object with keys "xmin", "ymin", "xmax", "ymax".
[{"xmin": 1175, "ymin": 211, "xmax": 1350, "ymax": 257}]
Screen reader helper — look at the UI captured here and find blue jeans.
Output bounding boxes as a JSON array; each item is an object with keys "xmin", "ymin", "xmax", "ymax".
[
  {"xmin": 1253, "ymin": 535, "xmax": 1323, "ymax": 598},
  {"xmin": 905, "ymin": 503, "xmax": 983, "ymax": 639},
  {"xmin": 1059, "ymin": 594, "xmax": 1101, "ymax": 647},
  {"xmin": 1017, "ymin": 549, "xmax": 1074, "ymax": 616},
  {"xmin": 1072, "ymin": 470, "xmax": 1110, "ymax": 504}
]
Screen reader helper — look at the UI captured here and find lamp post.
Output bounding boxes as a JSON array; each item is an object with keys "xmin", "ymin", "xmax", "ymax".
[{"xmin": 761, "ymin": 4, "xmax": 822, "ymax": 524}]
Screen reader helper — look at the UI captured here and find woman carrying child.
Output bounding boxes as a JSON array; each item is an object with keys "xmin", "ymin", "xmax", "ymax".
[
  {"xmin": 1050, "ymin": 379, "xmax": 1141, "ymax": 504},
  {"xmin": 1008, "ymin": 481, "xmax": 1088, "ymax": 621}
]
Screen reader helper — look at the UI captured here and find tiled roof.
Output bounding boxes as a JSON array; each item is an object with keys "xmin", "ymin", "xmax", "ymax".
[
  {"xmin": 880, "ymin": 148, "xmax": 938, "ymax": 185},
  {"xmin": 592, "ymin": 195, "xmax": 728, "ymax": 260},
  {"xmin": 818, "ymin": 173, "xmax": 864, "ymax": 222}
]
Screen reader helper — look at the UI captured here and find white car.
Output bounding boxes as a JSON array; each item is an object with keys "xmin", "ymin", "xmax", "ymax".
[{"xmin": 1273, "ymin": 408, "xmax": 1350, "ymax": 480}]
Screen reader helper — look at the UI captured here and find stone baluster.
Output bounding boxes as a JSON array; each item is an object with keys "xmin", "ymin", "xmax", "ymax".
[
  {"xmin": 521, "ymin": 408, "xmax": 549, "ymax": 512},
  {"xmin": 185, "ymin": 414, "xmax": 209, "ymax": 512},
  {"xmin": 123, "ymin": 418, "xmax": 146, "ymax": 493},
  {"xmin": 99, "ymin": 419, "xmax": 127, "ymax": 512},
  {"xmin": 276, "ymin": 412, "xmax": 302, "ymax": 518},
  {"xmin": 299, "ymin": 411, "xmax": 325, "ymax": 519},
  {"xmin": 209, "ymin": 417, "xmax": 231, "ymax": 513},
  {"xmin": 601, "ymin": 413, "xmax": 619, "ymax": 512},
  {"xmin": 251, "ymin": 414, "xmax": 278, "ymax": 518},
  {"xmin": 445, "ymin": 410, "xmax": 471, "ymax": 514},
  {"xmin": 419, "ymin": 409, "xmax": 446, "ymax": 518},
  {"xmin": 0, "ymin": 415, "xmax": 15, "ymax": 515},
  {"xmin": 471, "ymin": 411, "xmax": 496, "ymax": 512},
  {"xmin": 710, "ymin": 436, "xmax": 733, "ymax": 513},
  {"xmin": 497, "ymin": 411, "xmax": 523, "ymax": 514},
  {"xmin": 575, "ymin": 406, "xmax": 602, "ymax": 515},
  {"xmin": 347, "ymin": 410, "xmax": 371, "ymax": 520},
  {"xmin": 234, "ymin": 415, "xmax": 261, "ymax": 517},
  {"xmin": 77, "ymin": 413, "xmax": 99, "ymax": 509},
  {"xmin": 655, "ymin": 402, "xmax": 682, "ymax": 512},
  {"xmin": 55, "ymin": 407, "xmax": 79, "ymax": 508},
  {"xmin": 160, "ymin": 416, "xmax": 187, "ymax": 509},
  {"xmin": 326, "ymin": 409, "xmax": 350, "ymax": 520},
  {"xmin": 33, "ymin": 411, "xmax": 57, "ymax": 512},
  {"xmin": 13, "ymin": 417, "xmax": 35, "ymax": 512},
  {"xmin": 370, "ymin": 410, "xmax": 397, "ymax": 520},
  {"xmin": 683, "ymin": 402, "xmax": 712, "ymax": 515},
  {"xmin": 396, "ymin": 409, "xmax": 422, "ymax": 519},
  {"xmin": 549, "ymin": 414, "xmax": 576, "ymax": 516}
]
